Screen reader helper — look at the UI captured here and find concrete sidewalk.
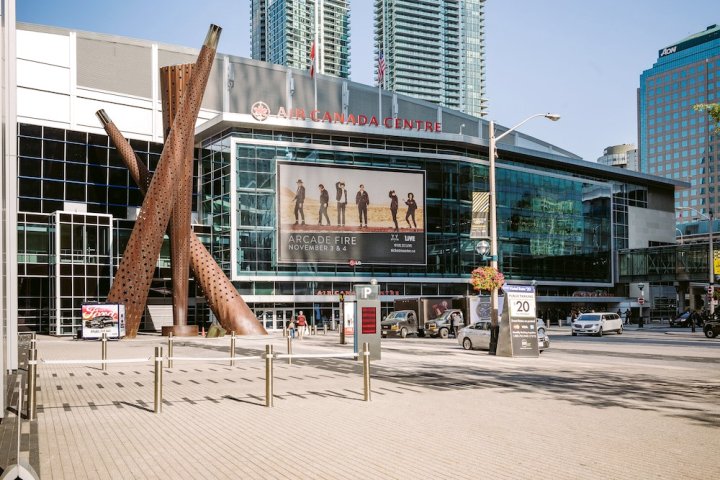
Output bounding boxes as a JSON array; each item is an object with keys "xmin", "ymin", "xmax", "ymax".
[{"xmin": 2, "ymin": 332, "xmax": 719, "ymax": 479}]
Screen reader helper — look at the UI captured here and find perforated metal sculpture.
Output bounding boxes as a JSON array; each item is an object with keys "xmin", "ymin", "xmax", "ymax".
[{"xmin": 100, "ymin": 25, "xmax": 266, "ymax": 337}]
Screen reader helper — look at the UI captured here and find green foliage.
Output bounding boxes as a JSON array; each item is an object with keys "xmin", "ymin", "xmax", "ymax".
[{"xmin": 693, "ymin": 103, "xmax": 720, "ymax": 133}]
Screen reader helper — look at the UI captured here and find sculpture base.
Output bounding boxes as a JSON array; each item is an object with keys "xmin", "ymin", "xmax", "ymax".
[{"xmin": 162, "ymin": 325, "xmax": 199, "ymax": 337}]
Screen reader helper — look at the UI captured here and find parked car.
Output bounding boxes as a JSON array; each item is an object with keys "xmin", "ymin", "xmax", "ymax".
[
  {"xmin": 571, "ymin": 312, "xmax": 623, "ymax": 336},
  {"xmin": 457, "ymin": 319, "xmax": 549, "ymax": 352},
  {"xmin": 670, "ymin": 311, "xmax": 705, "ymax": 328}
]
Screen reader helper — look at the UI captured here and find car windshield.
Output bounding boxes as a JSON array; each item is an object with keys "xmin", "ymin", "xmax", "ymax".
[
  {"xmin": 577, "ymin": 314, "xmax": 600, "ymax": 321},
  {"xmin": 436, "ymin": 310, "xmax": 453, "ymax": 320},
  {"xmin": 386, "ymin": 312, "xmax": 407, "ymax": 320}
]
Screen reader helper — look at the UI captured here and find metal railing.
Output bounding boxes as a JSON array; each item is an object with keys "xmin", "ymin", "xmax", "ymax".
[{"xmin": 23, "ymin": 336, "xmax": 371, "ymax": 418}]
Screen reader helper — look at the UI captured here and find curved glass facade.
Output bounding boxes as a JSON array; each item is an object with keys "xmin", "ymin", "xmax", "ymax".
[{"xmin": 200, "ymin": 127, "xmax": 613, "ymax": 288}]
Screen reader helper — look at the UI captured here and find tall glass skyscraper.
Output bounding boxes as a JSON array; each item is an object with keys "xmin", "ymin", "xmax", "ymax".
[
  {"xmin": 251, "ymin": 0, "xmax": 351, "ymax": 78},
  {"xmin": 374, "ymin": 0, "xmax": 487, "ymax": 118},
  {"xmin": 639, "ymin": 24, "xmax": 720, "ymax": 238}
]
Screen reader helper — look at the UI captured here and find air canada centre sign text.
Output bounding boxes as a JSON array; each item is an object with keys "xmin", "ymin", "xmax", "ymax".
[{"xmin": 251, "ymin": 101, "xmax": 442, "ymax": 132}]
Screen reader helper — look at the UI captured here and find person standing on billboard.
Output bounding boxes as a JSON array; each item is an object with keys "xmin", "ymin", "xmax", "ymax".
[
  {"xmin": 356, "ymin": 184, "xmax": 370, "ymax": 228},
  {"xmin": 335, "ymin": 180, "xmax": 347, "ymax": 226},
  {"xmin": 318, "ymin": 184, "xmax": 331, "ymax": 225},
  {"xmin": 389, "ymin": 190, "xmax": 399, "ymax": 231},
  {"xmin": 405, "ymin": 192, "xmax": 418, "ymax": 229},
  {"xmin": 294, "ymin": 179, "xmax": 306, "ymax": 225}
]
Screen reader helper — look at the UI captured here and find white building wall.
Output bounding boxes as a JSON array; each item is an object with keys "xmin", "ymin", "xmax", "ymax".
[{"xmin": 16, "ymin": 28, "xmax": 220, "ymax": 142}]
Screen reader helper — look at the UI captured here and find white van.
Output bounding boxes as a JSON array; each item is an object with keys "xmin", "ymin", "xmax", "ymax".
[{"xmin": 571, "ymin": 312, "xmax": 623, "ymax": 336}]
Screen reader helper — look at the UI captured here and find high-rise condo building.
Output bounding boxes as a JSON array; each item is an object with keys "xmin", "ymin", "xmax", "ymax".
[
  {"xmin": 251, "ymin": 0, "xmax": 351, "ymax": 78},
  {"xmin": 374, "ymin": 0, "xmax": 487, "ymax": 117},
  {"xmin": 639, "ymin": 24, "xmax": 720, "ymax": 240}
]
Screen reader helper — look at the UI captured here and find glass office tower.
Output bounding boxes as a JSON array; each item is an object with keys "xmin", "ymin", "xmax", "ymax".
[
  {"xmin": 251, "ymin": 0, "xmax": 351, "ymax": 78},
  {"xmin": 374, "ymin": 0, "xmax": 487, "ymax": 117},
  {"xmin": 639, "ymin": 24, "xmax": 720, "ymax": 239}
]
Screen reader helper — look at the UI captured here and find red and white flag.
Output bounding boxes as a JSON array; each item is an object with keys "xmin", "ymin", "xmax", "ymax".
[
  {"xmin": 310, "ymin": 41, "xmax": 316, "ymax": 78},
  {"xmin": 377, "ymin": 50, "xmax": 386, "ymax": 85}
]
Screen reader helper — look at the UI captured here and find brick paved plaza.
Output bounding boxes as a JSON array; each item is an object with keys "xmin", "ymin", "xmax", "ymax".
[{"xmin": 2, "ymin": 327, "xmax": 719, "ymax": 479}]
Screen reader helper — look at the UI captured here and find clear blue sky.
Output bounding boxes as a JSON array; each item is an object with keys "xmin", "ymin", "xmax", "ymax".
[{"xmin": 16, "ymin": 0, "xmax": 719, "ymax": 162}]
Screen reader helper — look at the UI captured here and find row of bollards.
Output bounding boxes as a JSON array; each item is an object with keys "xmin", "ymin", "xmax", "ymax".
[
  {"xmin": 24, "ymin": 335, "xmax": 370, "ymax": 418},
  {"xmin": 282, "ymin": 324, "xmax": 330, "ymax": 337}
]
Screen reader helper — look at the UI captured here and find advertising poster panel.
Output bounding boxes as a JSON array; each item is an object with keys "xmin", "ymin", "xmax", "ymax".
[
  {"xmin": 277, "ymin": 162, "xmax": 426, "ymax": 265},
  {"xmin": 81, "ymin": 303, "xmax": 126, "ymax": 339}
]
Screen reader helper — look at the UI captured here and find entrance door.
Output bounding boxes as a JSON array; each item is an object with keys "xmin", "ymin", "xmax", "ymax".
[{"xmin": 272, "ymin": 309, "xmax": 295, "ymax": 331}]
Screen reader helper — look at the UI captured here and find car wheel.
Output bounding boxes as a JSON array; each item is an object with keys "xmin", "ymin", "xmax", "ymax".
[
  {"xmin": 462, "ymin": 337, "xmax": 472, "ymax": 350},
  {"xmin": 418, "ymin": 331, "xmax": 425, "ymax": 338},
  {"xmin": 400, "ymin": 328, "xmax": 407, "ymax": 339},
  {"xmin": 439, "ymin": 328, "xmax": 449, "ymax": 339},
  {"xmin": 381, "ymin": 333, "xmax": 386, "ymax": 339},
  {"xmin": 617, "ymin": 325, "xmax": 623, "ymax": 335},
  {"xmin": 571, "ymin": 332, "xmax": 577, "ymax": 336},
  {"xmin": 705, "ymin": 327, "xmax": 718, "ymax": 339},
  {"xmin": 597, "ymin": 327, "xmax": 603, "ymax": 337}
]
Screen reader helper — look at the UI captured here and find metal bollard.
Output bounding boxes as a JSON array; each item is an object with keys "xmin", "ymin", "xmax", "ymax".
[
  {"xmin": 230, "ymin": 332, "xmax": 236, "ymax": 367},
  {"xmin": 154, "ymin": 346, "xmax": 163, "ymax": 414},
  {"xmin": 26, "ymin": 347, "xmax": 37, "ymax": 420},
  {"xmin": 282, "ymin": 325, "xmax": 287, "ymax": 337},
  {"xmin": 363, "ymin": 342, "xmax": 371, "ymax": 402},
  {"xmin": 287, "ymin": 336, "xmax": 293, "ymax": 365},
  {"xmin": 167, "ymin": 332, "xmax": 174, "ymax": 368},
  {"xmin": 323, "ymin": 324, "xmax": 327, "ymax": 335},
  {"xmin": 265, "ymin": 344, "xmax": 274, "ymax": 408},
  {"xmin": 312, "ymin": 325, "xmax": 317, "ymax": 335},
  {"xmin": 101, "ymin": 333, "xmax": 108, "ymax": 371}
]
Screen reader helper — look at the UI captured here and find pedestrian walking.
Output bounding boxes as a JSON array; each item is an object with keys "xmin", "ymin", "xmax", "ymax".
[
  {"xmin": 451, "ymin": 311, "xmax": 460, "ymax": 338},
  {"xmin": 288, "ymin": 318, "xmax": 296, "ymax": 338},
  {"xmin": 297, "ymin": 311, "xmax": 307, "ymax": 339}
]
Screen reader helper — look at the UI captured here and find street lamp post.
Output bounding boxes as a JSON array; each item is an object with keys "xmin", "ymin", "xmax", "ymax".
[
  {"xmin": 487, "ymin": 113, "xmax": 560, "ymax": 355},
  {"xmin": 638, "ymin": 283, "xmax": 645, "ymax": 328}
]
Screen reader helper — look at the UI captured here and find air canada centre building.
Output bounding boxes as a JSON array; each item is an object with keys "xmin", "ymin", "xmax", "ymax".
[{"xmin": 5, "ymin": 22, "xmax": 684, "ymax": 339}]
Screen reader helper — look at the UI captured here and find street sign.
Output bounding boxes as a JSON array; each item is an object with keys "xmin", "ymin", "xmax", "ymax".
[
  {"xmin": 638, "ymin": 298, "xmax": 645, "ymax": 305},
  {"xmin": 497, "ymin": 285, "xmax": 539, "ymax": 358}
]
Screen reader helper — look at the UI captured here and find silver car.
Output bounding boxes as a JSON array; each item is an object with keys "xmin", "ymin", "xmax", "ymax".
[{"xmin": 458, "ymin": 319, "xmax": 550, "ymax": 351}]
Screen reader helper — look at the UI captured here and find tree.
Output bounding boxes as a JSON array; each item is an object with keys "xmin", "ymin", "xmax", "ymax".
[{"xmin": 694, "ymin": 103, "xmax": 720, "ymax": 133}]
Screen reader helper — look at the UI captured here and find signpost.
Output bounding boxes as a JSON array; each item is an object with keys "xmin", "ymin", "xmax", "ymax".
[
  {"xmin": 496, "ymin": 285, "xmax": 539, "ymax": 358},
  {"xmin": 353, "ymin": 284, "xmax": 381, "ymax": 360}
]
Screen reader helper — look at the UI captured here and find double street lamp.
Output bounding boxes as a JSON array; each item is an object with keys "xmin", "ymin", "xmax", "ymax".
[{"xmin": 485, "ymin": 113, "xmax": 561, "ymax": 354}]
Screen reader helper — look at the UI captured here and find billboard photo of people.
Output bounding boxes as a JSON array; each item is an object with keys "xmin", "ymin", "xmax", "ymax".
[{"xmin": 277, "ymin": 162, "xmax": 426, "ymax": 265}]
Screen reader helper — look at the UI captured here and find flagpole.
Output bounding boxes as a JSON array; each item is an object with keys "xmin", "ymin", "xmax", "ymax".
[
  {"xmin": 378, "ymin": 83, "xmax": 381, "ymax": 119},
  {"xmin": 314, "ymin": 0, "xmax": 319, "ymax": 111}
]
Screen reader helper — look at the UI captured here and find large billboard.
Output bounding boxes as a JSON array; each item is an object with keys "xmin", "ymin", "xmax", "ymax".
[{"xmin": 277, "ymin": 162, "xmax": 426, "ymax": 265}]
